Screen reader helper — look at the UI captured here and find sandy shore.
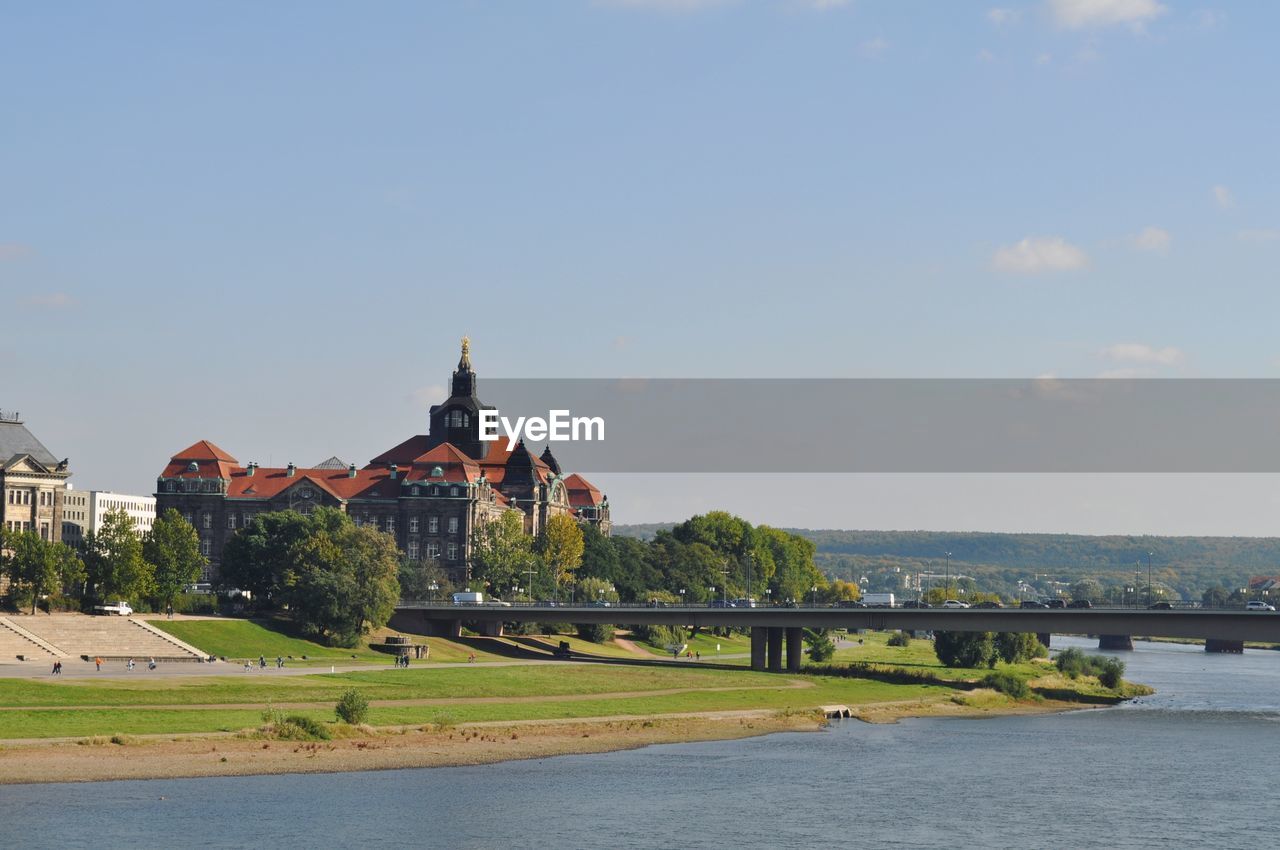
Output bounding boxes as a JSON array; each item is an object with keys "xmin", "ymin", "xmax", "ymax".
[{"xmin": 0, "ymin": 710, "xmax": 826, "ymax": 785}]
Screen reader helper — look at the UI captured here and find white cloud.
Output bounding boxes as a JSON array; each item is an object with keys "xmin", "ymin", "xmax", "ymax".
[
  {"xmin": 19, "ymin": 293, "xmax": 76, "ymax": 309},
  {"xmin": 1130, "ymin": 225, "xmax": 1171, "ymax": 253},
  {"xmin": 1212, "ymin": 184, "xmax": 1233, "ymax": 208},
  {"xmin": 987, "ymin": 7, "xmax": 1021, "ymax": 24},
  {"xmin": 1238, "ymin": 228, "xmax": 1280, "ymax": 243},
  {"xmin": 1049, "ymin": 0, "xmax": 1167, "ymax": 30},
  {"xmin": 858, "ymin": 36, "xmax": 889, "ymax": 58},
  {"xmin": 992, "ymin": 236, "xmax": 1089, "ymax": 274},
  {"xmin": 1101, "ymin": 342, "xmax": 1183, "ymax": 365}
]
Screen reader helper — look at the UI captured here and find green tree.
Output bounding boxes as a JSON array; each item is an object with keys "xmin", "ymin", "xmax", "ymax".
[
  {"xmin": 1201, "ymin": 585, "xmax": 1230, "ymax": 608},
  {"xmin": 471, "ymin": 511, "xmax": 536, "ymax": 598},
  {"xmin": 398, "ymin": 556, "xmax": 452, "ymax": 601},
  {"xmin": 5, "ymin": 532, "xmax": 84, "ymax": 613},
  {"xmin": 824, "ymin": 579, "xmax": 862, "ymax": 603},
  {"xmin": 143, "ymin": 509, "xmax": 206, "ymax": 609},
  {"xmin": 804, "ymin": 628, "xmax": 835, "ymax": 662},
  {"xmin": 994, "ymin": 631, "xmax": 1046, "ymax": 664},
  {"xmin": 83, "ymin": 509, "xmax": 152, "ymax": 603},
  {"xmin": 285, "ymin": 509, "xmax": 401, "ymax": 646},
  {"xmin": 576, "ymin": 576, "xmax": 619, "ymax": 605},
  {"xmin": 933, "ymin": 630, "xmax": 997, "ymax": 668},
  {"xmin": 220, "ymin": 510, "xmax": 317, "ymax": 603},
  {"xmin": 578, "ymin": 523, "xmax": 620, "ymax": 583},
  {"xmin": 540, "ymin": 514, "xmax": 584, "ymax": 594}
]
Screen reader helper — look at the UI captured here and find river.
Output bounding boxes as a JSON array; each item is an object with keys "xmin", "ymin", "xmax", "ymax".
[{"xmin": 2, "ymin": 636, "xmax": 1275, "ymax": 849}]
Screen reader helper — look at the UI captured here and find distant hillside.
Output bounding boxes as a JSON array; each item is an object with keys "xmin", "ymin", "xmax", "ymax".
[{"xmin": 610, "ymin": 524, "xmax": 1280, "ymax": 597}]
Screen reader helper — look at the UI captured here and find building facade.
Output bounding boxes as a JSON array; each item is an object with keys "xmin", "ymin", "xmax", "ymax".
[
  {"xmin": 1, "ymin": 411, "xmax": 71, "ymax": 544},
  {"xmin": 61, "ymin": 490, "xmax": 157, "ymax": 547},
  {"xmin": 155, "ymin": 341, "xmax": 610, "ymax": 584}
]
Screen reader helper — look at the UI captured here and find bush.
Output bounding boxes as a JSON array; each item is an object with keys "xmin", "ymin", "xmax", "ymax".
[
  {"xmin": 804, "ymin": 629, "xmax": 835, "ymax": 662},
  {"xmin": 282, "ymin": 715, "xmax": 331, "ymax": 740},
  {"xmin": 994, "ymin": 632, "xmax": 1045, "ymax": 664},
  {"xmin": 335, "ymin": 688, "xmax": 370, "ymax": 724},
  {"xmin": 634, "ymin": 623, "xmax": 687, "ymax": 648},
  {"xmin": 1097, "ymin": 657, "xmax": 1125, "ymax": 689},
  {"xmin": 1054, "ymin": 647, "xmax": 1089, "ymax": 679},
  {"xmin": 1054, "ymin": 648, "xmax": 1125, "ymax": 688},
  {"xmin": 887, "ymin": 632, "xmax": 911, "ymax": 647},
  {"xmin": 933, "ymin": 631, "xmax": 997, "ymax": 668},
  {"xmin": 981, "ymin": 670, "xmax": 1030, "ymax": 699},
  {"xmin": 575, "ymin": 622, "xmax": 615, "ymax": 644}
]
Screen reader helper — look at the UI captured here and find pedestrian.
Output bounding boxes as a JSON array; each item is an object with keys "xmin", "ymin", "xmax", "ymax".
[
  {"xmin": 244, "ymin": 659, "xmax": 252, "ymax": 672},
  {"xmin": 276, "ymin": 656, "xmax": 283, "ymax": 669},
  {"xmin": 695, "ymin": 651, "xmax": 701, "ymax": 661},
  {"xmin": 259, "ymin": 655, "xmax": 266, "ymax": 669},
  {"xmin": 148, "ymin": 657, "xmax": 156, "ymax": 671},
  {"xmin": 468, "ymin": 652, "xmax": 476, "ymax": 663},
  {"xmin": 51, "ymin": 661, "xmax": 58, "ymax": 675},
  {"xmin": 95, "ymin": 656, "xmax": 102, "ymax": 671},
  {"xmin": 127, "ymin": 658, "xmax": 135, "ymax": 671},
  {"xmin": 402, "ymin": 654, "xmax": 409, "ymax": 668}
]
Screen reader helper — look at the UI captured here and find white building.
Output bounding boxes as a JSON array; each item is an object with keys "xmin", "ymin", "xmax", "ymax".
[{"xmin": 61, "ymin": 488, "xmax": 156, "ymax": 545}]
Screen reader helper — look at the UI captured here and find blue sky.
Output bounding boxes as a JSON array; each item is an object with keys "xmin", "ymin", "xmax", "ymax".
[{"xmin": 4, "ymin": 1, "xmax": 1278, "ymax": 533}]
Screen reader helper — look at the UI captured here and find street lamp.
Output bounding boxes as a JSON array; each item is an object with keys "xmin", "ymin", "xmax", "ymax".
[
  {"xmin": 764, "ymin": 588, "xmax": 772, "ymax": 607},
  {"xmin": 428, "ymin": 581, "xmax": 438, "ymax": 603},
  {"xmin": 945, "ymin": 551, "xmax": 952, "ymax": 600},
  {"xmin": 679, "ymin": 588, "xmax": 686, "ymax": 606},
  {"xmin": 1147, "ymin": 552, "xmax": 1154, "ymax": 606},
  {"xmin": 811, "ymin": 585, "xmax": 818, "ymax": 607}
]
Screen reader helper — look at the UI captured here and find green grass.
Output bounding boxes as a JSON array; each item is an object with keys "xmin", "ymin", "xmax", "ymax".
[
  {"xmin": 635, "ymin": 630, "xmax": 753, "ymax": 657},
  {"xmin": 832, "ymin": 631, "xmax": 1052, "ymax": 682}
]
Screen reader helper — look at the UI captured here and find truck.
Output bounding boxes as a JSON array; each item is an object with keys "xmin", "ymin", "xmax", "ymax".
[
  {"xmin": 93, "ymin": 601, "xmax": 133, "ymax": 616},
  {"xmin": 863, "ymin": 592, "xmax": 896, "ymax": 608},
  {"xmin": 452, "ymin": 591, "xmax": 484, "ymax": 605}
]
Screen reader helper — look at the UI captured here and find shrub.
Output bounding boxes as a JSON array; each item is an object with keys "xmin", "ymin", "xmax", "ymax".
[
  {"xmin": 1054, "ymin": 648, "xmax": 1125, "ymax": 688},
  {"xmin": 633, "ymin": 623, "xmax": 687, "ymax": 648},
  {"xmin": 995, "ymin": 632, "xmax": 1045, "ymax": 664},
  {"xmin": 336, "ymin": 688, "xmax": 370, "ymax": 724},
  {"xmin": 1097, "ymin": 657, "xmax": 1125, "ymax": 689},
  {"xmin": 981, "ymin": 670, "xmax": 1030, "ymax": 699},
  {"xmin": 281, "ymin": 715, "xmax": 331, "ymax": 741},
  {"xmin": 933, "ymin": 631, "xmax": 997, "ymax": 668},
  {"xmin": 887, "ymin": 632, "xmax": 911, "ymax": 647},
  {"xmin": 1054, "ymin": 647, "xmax": 1089, "ymax": 679},
  {"xmin": 804, "ymin": 629, "xmax": 835, "ymax": 663},
  {"xmin": 575, "ymin": 622, "xmax": 615, "ymax": 644}
]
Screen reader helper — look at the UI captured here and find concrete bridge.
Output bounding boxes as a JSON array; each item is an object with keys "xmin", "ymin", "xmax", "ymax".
[{"xmin": 391, "ymin": 603, "xmax": 1280, "ymax": 671}]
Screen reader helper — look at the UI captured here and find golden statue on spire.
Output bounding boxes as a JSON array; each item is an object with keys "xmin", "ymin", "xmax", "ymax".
[{"xmin": 460, "ymin": 335, "xmax": 472, "ymax": 369}]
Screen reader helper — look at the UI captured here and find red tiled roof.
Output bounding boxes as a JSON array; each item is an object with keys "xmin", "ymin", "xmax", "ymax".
[
  {"xmin": 368, "ymin": 435, "xmax": 433, "ymax": 467},
  {"xmin": 563, "ymin": 473, "xmax": 605, "ymax": 507},
  {"xmin": 172, "ymin": 440, "xmax": 238, "ymax": 463},
  {"xmin": 227, "ymin": 466, "xmax": 394, "ymax": 501},
  {"xmin": 160, "ymin": 459, "xmax": 238, "ymax": 480}
]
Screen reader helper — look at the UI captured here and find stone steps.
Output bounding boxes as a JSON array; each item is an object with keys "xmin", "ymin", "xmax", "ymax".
[{"xmin": 0, "ymin": 617, "xmax": 69, "ymax": 661}]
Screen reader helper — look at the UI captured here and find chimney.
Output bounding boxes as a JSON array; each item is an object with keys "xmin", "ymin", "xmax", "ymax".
[
  {"xmin": 389, "ymin": 464, "xmax": 399, "ymax": 481},
  {"xmin": 348, "ymin": 463, "xmax": 357, "ymax": 478},
  {"xmin": 246, "ymin": 462, "xmax": 256, "ymax": 477},
  {"xmin": 286, "ymin": 463, "xmax": 296, "ymax": 478}
]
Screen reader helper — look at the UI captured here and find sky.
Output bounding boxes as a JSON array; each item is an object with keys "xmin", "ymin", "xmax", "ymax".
[{"xmin": 3, "ymin": 1, "xmax": 1279, "ymax": 535}]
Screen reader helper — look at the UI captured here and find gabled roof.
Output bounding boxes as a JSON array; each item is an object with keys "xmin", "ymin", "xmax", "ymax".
[
  {"xmin": 368, "ymin": 434, "xmax": 434, "ymax": 467},
  {"xmin": 563, "ymin": 473, "xmax": 605, "ymax": 508},
  {"xmin": 171, "ymin": 440, "xmax": 238, "ymax": 463},
  {"xmin": 0, "ymin": 420, "xmax": 60, "ymax": 468},
  {"xmin": 312, "ymin": 456, "xmax": 349, "ymax": 470},
  {"xmin": 226, "ymin": 466, "xmax": 393, "ymax": 501}
]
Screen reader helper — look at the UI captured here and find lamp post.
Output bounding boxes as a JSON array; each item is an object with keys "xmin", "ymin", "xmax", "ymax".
[
  {"xmin": 679, "ymin": 588, "xmax": 686, "ymax": 607},
  {"xmin": 428, "ymin": 581, "xmax": 438, "ymax": 603},
  {"xmin": 811, "ymin": 585, "xmax": 818, "ymax": 607},
  {"xmin": 1147, "ymin": 552, "xmax": 1154, "ymax": 606},
  {"xmin": 512, "ymin": 585, "xmax": 522, "ymax": 603},
  {"xmin": 945, "ymin": 551, "xmax": 952, "ymax": 600},
  {"xmin": 764, "ymin": 588, "xmax": 772, "ymax": 607}
]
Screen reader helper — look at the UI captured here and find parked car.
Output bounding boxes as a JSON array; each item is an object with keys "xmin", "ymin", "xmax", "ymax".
[
  {"xmin": 836, "ymin": 600, "xmax": 867, "ymax": 608},
  {"xmin": 1044, "ymin": 599, "xmax": 1067, "ymax": 609},
  {"xmin": 1020, "ymin": 600, "xmax": 1048, "ymax": 609},
  {"xmin": 974, "ymin": 601, "xmax": 1004, "ymax": 609},
  {"xmin": 1147, "ymin": 601, "xmax": 1173, "ymax": 610},
  {"xmin": 93, "ymin": 601, "xmax": 133, "ymax": 616},
  {"xmin": 1246, "ymin": 601, "xmax": 1276, "ymax": 612},
  {"xmin": 1068, "ymin": 599, "xmax": 1093, "ymax": 609},
  {"xmin": 732, "ymin": 598, "xmax": 759, "ymax": 608},
  {"xmin": 942, "ymin": 600, "xmax": 970, "ymax": 609}
]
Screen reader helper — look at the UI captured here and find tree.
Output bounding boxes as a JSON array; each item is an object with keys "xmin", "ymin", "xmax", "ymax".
[
  {"xmin": 5, "ymin": 532, "xmax": 83, "ymax": 613},
  {"xmin": 994, "ymin": 632, "xmax": 1046, "ymax": 664},
  {"xmin": 398, "ymin": 556, "xmax": 452, "ymax": 601},
  {"xmin": 578, "ymin": 523, "xmax": 620, "ymax": 583},
  {"xmin": 1201, "ymin": 585, "xmax": 1230, "ymax": 608},
  {"xmin": 540, "ymin": 514, "xmax": 584, "ymax": 594},
  {"xmin": 471, "ymin": 511, "xmax": 536, "ymax": 598},
  {"xmin": 804, "ymin": 628, "xmax": 835, "ymax": 662},
  {"xmin": 143, "ymin": 509, "xmax": 206, "ymax": 609},
  {"xmin": 576, "ymin": 576, "xmax": 619, "ymax": 605},
  {"xmin": 284, "ymin": 509, "xmax": 401, "ymax": 646},
  {"xmin": 933, "ymin": 630, "xmax": 997, "ymax": 668},
  {"xmin": 83, "ymin": 508, "xmax": 152, "ymax": 603},
  {"xmin": 220, "ymin": 510, "xmax": 317, "ymax": 603},
  {"xmin": 825, "ymin": 580, "xmax": 862, "ymax": 603}
]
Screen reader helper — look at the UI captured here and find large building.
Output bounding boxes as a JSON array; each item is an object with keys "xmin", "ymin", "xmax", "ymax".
[
  {"xmin": 61, "ymin": 489, "xmax": 157, "ymax": 547},
  {"xmin": 155, "ymin": 340, "xmax": 610, "ymax": 583},
  {"xmin": 1, "ymin": 410, "xmax": 71, "ymax": 544}
]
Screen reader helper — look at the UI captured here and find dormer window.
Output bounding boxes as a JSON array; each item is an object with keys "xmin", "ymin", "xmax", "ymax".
[{"xmin": 449, "ymin": 410, "xmax": 463, "ymax": 428}]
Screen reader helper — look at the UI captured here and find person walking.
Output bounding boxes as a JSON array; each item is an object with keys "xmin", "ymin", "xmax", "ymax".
[
  {"xmin": 127, "ymin": 658, "xmax": 135, "ymax": 671},
  {"xmin": 94, "ymin": 656, "xmax": 102, "ymax": 671},
  {"xmin": 276, "ymin": 656, "xmax": 284, "ymax": 669},
  {"xmin": 259, "ymin": 655, "xmax": 266, "ymax": 669}
]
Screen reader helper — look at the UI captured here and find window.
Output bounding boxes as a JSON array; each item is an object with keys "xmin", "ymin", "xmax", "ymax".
[
  {"xmin": 385, "ymin": 516, "xmax": 395, "ymax": 533},
  {"xmin": 200, "ymin": 539, "xmax": 211, "ymax": 556},
  {"xmin": 409, "ymin": 516, "xmax": 419, "ymax": 533},
  {"xmin": 228, "ymin": 514, "xmax": 237, "ymax": 530},
  {"xmin": 202, "ymin": 512, "xmax": 212, "ymax": 529},
  {"xmin": 449, "ymin": 409, "xmax": 463, "ymax": 428},
  {"xmin": 447, "ymin": 542, "xmax": 458, "ymax": 561},
  {"xmin": 426, "ymin": 541, "xmax": 440, "ymax": 559},
  {"xmin": 448, "ymin": 516, "xmax": 458, "ymax": 534},
  {"xmin": 428, "ymin": 516, "xmax": 439, "ymax": 534},
  {"xmin": 450, "ymin": 486, "xmax": 458, "ymax": 497},
  {"xmin": 243, "ymin": 513, "xmax": 251, "ymax": 528},
  {"xmin": 407, "ymin": 541, "xmax": 419, "ymax": 560}
]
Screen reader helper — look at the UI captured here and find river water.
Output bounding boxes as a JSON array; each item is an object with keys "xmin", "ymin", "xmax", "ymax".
[{"xmin": 2, "ymin": 636, "xmax": 1276, "ymax": 849}]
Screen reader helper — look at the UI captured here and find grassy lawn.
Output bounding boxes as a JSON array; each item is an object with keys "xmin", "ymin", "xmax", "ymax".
[
  {"xmin": 832, "ymin": 631, "xmax": 1052, "ymax": 682},
  {"xmin": 634, "ymin": 630, "xmax": 753, "ymax": 658}
]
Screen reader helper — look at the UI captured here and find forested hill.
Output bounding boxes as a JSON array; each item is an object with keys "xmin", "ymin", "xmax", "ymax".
[{"xmin": 786, "ymin": 530, "xmax": 1280, "ymax": 572}]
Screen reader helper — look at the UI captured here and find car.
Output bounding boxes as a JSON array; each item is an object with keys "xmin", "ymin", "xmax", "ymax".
[
  {"xmin": 1246, "ymin": 601, "xmax": 1276, "ymax": 612},
  {"xmin": 93, "ymin": 601, "xmax": 133, "ymax": 616},
  {"xmin": 974, "ymin": 601, "xmax": 1004, "ymax": 609},
  {"xmin": 1147, "ymin": 601, "xmax": 1173, "ymax": 610},
  {"xmin": 732, "ymin": 598, "xmax": 759, "ymax": 608},
  {"xmin": 1044, "ymin": 599, "xmax": 1067, "ymax": 609},
  {"xmin": 836, "ymin": 600, "xmax": 867, "ymax": 608},
  {"xmin": 708, "ymin": 600, "xmax": 735, "ymax": 608},
  {"xmin": 942, "ymin": 600, "xmax": 969, "ymax": 609},
  {"xmin": 1020, "ymin": 600, "xmax": 1048, "ymax": 609},
  {"xmin": 587, "ymin": 600, "xmax": 612, "ymax": 608},
  {"xmin": 1067, "ymin": 599, "xmax": 1093, "ymax": 609},
  {"xmin": 901, "ymin": 600, "xmax": 931, "ymax": 609}
]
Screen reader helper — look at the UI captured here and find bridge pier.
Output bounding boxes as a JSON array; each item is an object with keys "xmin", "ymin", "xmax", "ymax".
[
  {"xmin": 750, "ymin": 627, "xmax": 767, "ymax": 671},
  {"xmin": 479, "ymin": 620, "xmax": 504, "ymax": 638},
  {"xmin": 786, "ymin": 627, "xmax": 804, "ymax": 672},
  {"xmin": 1205, "ymin": 638, "xmax": 1244, "ymax": 654},
  {"xmin": 1036, "ymin": 633, "xmax": 1051, "ymax": 649},
  {"xmin": 767, "ymin": 628, "xmax": 784, "ymax": 673},
  {"xmin": 1098, "ymin": 635, "xmax": 1133, "ymax": 651}
]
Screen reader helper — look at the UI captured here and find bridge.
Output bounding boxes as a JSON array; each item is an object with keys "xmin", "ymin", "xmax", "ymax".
[{"xmin": 391, "ymin": 603, "xmax": 1280, "ymax": 672}]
